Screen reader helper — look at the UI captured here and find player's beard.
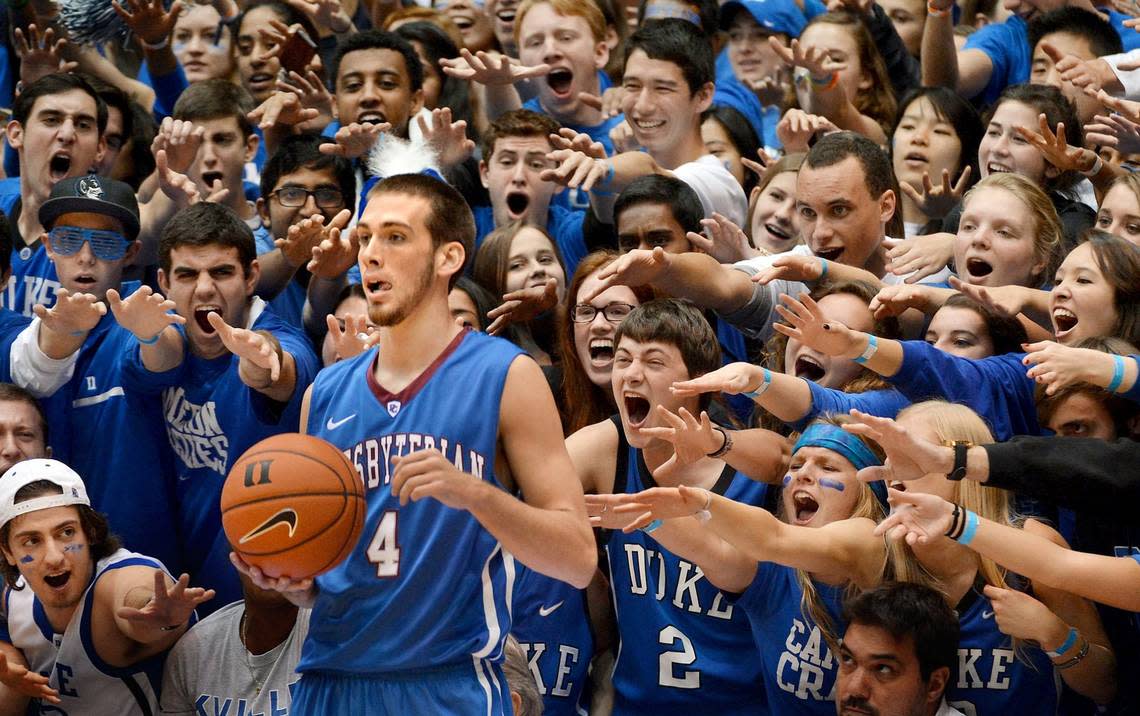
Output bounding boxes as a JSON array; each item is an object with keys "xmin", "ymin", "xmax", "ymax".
[{"xmin": 368, "ymin": 256, "xmax": 436, "ymax": 327}]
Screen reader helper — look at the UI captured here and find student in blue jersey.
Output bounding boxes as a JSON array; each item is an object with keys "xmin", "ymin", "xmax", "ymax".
[
  {"xmin": 590, "ymin": 412, "xmax": 896, "ymax": 716},
  {"xmin": 233, "ymin": 173, "xmax": 596, "ymax": 716},
  {"xmin": 772, "ymin": 231, "xmax": 1140, "ymax": 440},
  {"xmin": 4, "ymin": 175, "xmax": 184, "ymax": 573},
  {"xmin": 474, "ymin": 110, "xmax": 588, "ymax": 274},
  {"xmin": 0, "ymin": 459, "xmax": 213, "ymax": 715},
  {"xmin": 1, "ymin": 74, "xmax": 108, "ymax": 317},
  {"xmin": 567, "ymin": 298, "xmax": 788, "ymax": 715},
  {"xmin": 836, "ymin": 583, "xmax": 963, "ymax": 716},
  {"xmin": 115, "ymin": 202, "xmax": 319, "ymax": 614},
  {"xmin": 255, "ymin": 135, "xmax": 356, "ymax": 328}
]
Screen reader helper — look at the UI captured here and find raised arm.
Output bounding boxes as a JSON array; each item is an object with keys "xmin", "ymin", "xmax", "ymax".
[{"xmin": 582, "ymin": 248, "xmax": 756, "ymax": 315}]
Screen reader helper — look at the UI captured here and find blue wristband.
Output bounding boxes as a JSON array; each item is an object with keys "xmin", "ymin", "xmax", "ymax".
[
  {"xmin": 744, "ymin": 368, "xmax": 772, "ymax": 399},
  {"xmin": 818, "ymin": 259, "xmax": 828, "ymax": 280},
  {"xmin": 1107, "ymin": 355, "xmax": 1126, "ymax": 393},
  {"xmin": 853, "ymin": 334, "xmax": 878, "ymax": 365},
  {"xmin": 137, "ymin": 331, "xmax": 163, "ymax": 345},
  {"xmin": 1047, "ymin": 626, "xmax": 1079, "ymax": 658},
  {"xmin": 956, "ymin": 509, "xmax": 979, "ymax": 546},
  {"xmin": 640, "ymin": 519, "xmax": 663, "ymax": 533}
]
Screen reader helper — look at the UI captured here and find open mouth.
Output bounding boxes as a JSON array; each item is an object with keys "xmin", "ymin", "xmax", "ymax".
[
  {"xmin": 194, "ymin": 307, "xmax": 220, "ymax": 334},
  {"xmin": 903, "ymin": 151, "xmax": 928, "ymax": 165},
  {"xmin": 547, "ymin": 68, "xmax": 573, "ymax": 97},
  {"xmin": 1053, "ymin": 307, "xmax": 1078, "ymax": 334},
  {"xmin": 452, "ymin": 14, "xmax": 474, "ymax": 31},
  {"xmin": 986, "ymin": 162, "xmax": 1013, "ymax": 175},
  {"xmin": 794, "ymin": 355, "xmax": 826, "ymax": 382},
  {"xmin": 965, "ymin": 257, "xmax": 993, "ymax": 278},
  {"xmin": 588, "ymin": 338, "xmax": 614, "ymax": 366},
  {"xmin": 357, "ymin": 112, "xmax": 387, "ymax": 125},
  {"xmin": 73, "ymin": 274, "xmax": 97, "ymax": 289},
  {"xmin": 633, "ymin": 118, "xmax": 666, "ymax": 131},
  {"xmin": 49, "ymin": 153, "xmax": 72, "ymax": 181},
  {"xmin": 496, "ymin": 8, "xmax": 516, "ymax": 22},
  {"xmin": 506, "ymin": 192, "xmax": 530, "ymax": 218},
  {"xmin": 624, "ymin": 394, "xmax": 651, "ymax": 425},
  {"xmin": 201, "ymin": 171, "xmax": 224, "ymax": 188},
  {"xmin": 792, "ymin": 490, "xmax": 819, "ymax": 524},
  {"xmin": 764, "ymin": 222, "xmax": 792, "ymax": 241},
  {"xmin": 814, "ymin": 246, "xmax": 843, "ymax": 262},
  {"xmin": 249, "ymin": 73, "xmax": 274, "ymax": 86},
  {"xmin": 43, "ymin": 572, "xmax": 71, "ymax": 589}
]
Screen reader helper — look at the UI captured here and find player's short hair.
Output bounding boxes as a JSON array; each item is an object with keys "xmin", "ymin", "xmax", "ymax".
[
  {"xmin": 331, "ymin": 30, "xmax": 424, "ymax": 93},
  {"xmin": 0, "ymin": 384, "xmax": 49, "ymax": 445},
  {"xmin": 368, "ymin": 174, "xmax": 475, "ymax": 289},
  {"xmin": 0, "ymin": 480, "xmax": 120, "ymax": 590},
  {"xmin": 615, "ymin": 298, "xmax": 721, "ymax": 409},
  {"xmin": 172, "ymin": 79, "xmax": 256, "ymax": 139},
  {"xmin": 515, "ymin": 0, "xmax": 607, "ymax": 44},
  {"xmin": 479, "ymin": 109, "xmax": 561, "ymax": 166},
  {"xmin": 842, "ymin": 581, "xmax": 959, "ymax": 682},
  {"xmin": 260, "ymin": 134, "xmax": 357, "ymax": 216},
  {"xmin": 1028, "ymin": 7, "xmax": 1122, "ymax": 59},
  {"xmin": 624, "ymin": 19, "xmax": 714, "ymax": 96},
  {"xmin": 159, "ymin": 203, "xmax": 257, "ymax": 276},
  {"xmin": 12, "ymin": 73, "xmax": 108, "ymax": 136},
  {"xmin": 614, "ymin": 175, "xmax": 704, "ymax": 236}
]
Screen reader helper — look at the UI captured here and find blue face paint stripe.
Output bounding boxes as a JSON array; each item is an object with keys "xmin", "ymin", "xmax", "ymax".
[
  {"xmin": 19, "ymin": 556, "xmax": 33, "ymax": 564},
  {"xmin": 819, "ymin": 478, "xmax": 846, "ymax": 493},
  {"xmin": 782, "ymin": 474, "xmax": 792, "ymax": 487},
  {"xmin": 63, "ymin": 545, "xmax": 84, "ymax": 553}
]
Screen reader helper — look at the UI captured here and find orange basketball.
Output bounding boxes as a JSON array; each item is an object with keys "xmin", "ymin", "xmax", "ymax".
[{"xmin": 221, "ymin": 433, "xmax": 365, "ymax": 580}]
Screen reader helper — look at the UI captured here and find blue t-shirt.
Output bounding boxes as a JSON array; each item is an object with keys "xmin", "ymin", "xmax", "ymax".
[
  {"xmin": 790, "ymin": 383, "xmax": 910, "ymax": 433},
  {"xmin": 0, "ymin": 308, "xmax": 30, "ymax": 383},
  {"xmin": 473, "ymin": 204, "xmax": 588, "ymax": 278},
  {"xmin": 119, "ymin": 300, "xmax": 319, "ymax": 612},
  {"xmin": 253, "ymin": 223, "xmax": 307, "ymax": 328},
  {"xmin": 522, "ymin": 96, "xmax": 627, "ymax": 159},
  {"xmin": 43, "ymin": 302, "xmax": 182, "ymax": 573},
  {"xmin": 0, "ymin": 182, "xmax": 63, "ymax": 317}
]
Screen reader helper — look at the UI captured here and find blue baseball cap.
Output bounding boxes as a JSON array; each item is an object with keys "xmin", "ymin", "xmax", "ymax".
[{"xmin": 720, "ymin": 0, "xmax": 807, "ymax": 38}]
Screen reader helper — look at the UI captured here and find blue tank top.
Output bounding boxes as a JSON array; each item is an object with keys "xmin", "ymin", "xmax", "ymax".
[
  {"xmin": 605, "ymin": 417, "xmax": 769, "ymax": 715},
  {"xmin": 945, "ymin": 580, "xmax": 1059, "ymax": 715},
  {"xmin": 737, "ymin": 560, "xmax": 846, "ymax": 714},
  {"xmin": 512, "ymin": 566, "xmax": 594, "ymax": 716},
  {"xmin": 303, "ymin": 329, "xmax": 525, "ymax": 675}
]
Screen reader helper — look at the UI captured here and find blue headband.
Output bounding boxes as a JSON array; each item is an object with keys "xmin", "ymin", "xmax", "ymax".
[{"xmin": 793, "ymin": 423, "xmax": 888, "ymax": 505}]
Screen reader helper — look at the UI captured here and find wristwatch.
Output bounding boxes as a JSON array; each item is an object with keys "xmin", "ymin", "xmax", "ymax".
[{"xmin": 946, "ymin": 440, "xmax": 972, "ymax": 481}]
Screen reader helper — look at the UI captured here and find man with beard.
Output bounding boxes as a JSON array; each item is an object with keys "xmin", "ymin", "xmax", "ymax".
[{"xmin": 234, "ymin": 173, "xmax": 595, "ymax": 715}]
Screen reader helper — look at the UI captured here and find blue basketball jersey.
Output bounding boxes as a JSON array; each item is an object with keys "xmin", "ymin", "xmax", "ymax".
[
  {"xmin": 945, "ymin": 582, "xmax": 1059, "ymax": 715},
  {"xmin": 736, "ymin": 560, "xmax": 846, "ymax": 715},
  {"xmin": 303, "ymin": 329, "xmax": 525, "ymax": 677},
  {"xmin": 0, "ymin": 307, "xmax": 31, "ymax": 381},
  {"xmin": 605, "ymin": 424, "xmax": 769, "ymax": 715},
  {"xmin": 120, "ymin": 298, "xmax": 319, "ymax": 612},
  {"xmin": 4, "ymin": 244, "xmax": 58, "ymax": 317},
  {"xmin": 512, "ymin": 566, "xmax": 594, "ymax": 716},
  {"xmin": 42, "ymin": 306, "xmax": 182, "ymax": 572}
]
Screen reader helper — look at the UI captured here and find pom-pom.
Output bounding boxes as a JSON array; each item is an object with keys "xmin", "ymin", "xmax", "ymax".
[
  {"xmin": 60, "ymin": 0, "xmax": 172, "ymax": 47},
  {"xmin": 365, "ymin": 131, "xmax": 442, "ymax": 182}
]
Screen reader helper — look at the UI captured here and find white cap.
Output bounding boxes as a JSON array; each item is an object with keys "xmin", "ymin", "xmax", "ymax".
[{"xmin": 0, "ymin": 459, "xmax": 90, "ymax": 529}]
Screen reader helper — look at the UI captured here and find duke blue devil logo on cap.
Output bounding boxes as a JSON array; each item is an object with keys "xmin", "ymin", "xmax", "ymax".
[{"xmin": 77, "ymin": 177, "xmax": 104, "ymax": 200}]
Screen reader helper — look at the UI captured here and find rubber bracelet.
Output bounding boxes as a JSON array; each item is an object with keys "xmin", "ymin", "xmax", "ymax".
[
  {"xmin": 927, "ymin": 1, "xmax": 951, "ymax": 16},
  {"xmin": 694, "ymin": 489, "xmax": 712, "ymax": 524},
  {"xmin": 955, "ymin": 509, "xmax": 979, "ymax": 546},
  {"xmin": 1046, "ymin": 626, "xmax": 1079, "ymax": 658},
  {"xmin": 1107, "ymin": 355, "xmax": 1126, "ymax": 393},
  {"xmin": 140, "ymin": 35, "xmax": 171, "ymax": 50},
  {"xmin": 641, "ymin": 519, "xmax": 663, "ymax": 533},
  {"xmin": 744, "ymin": 368, "xmax": 772, "ymax": 399},
  {"xmin": 810, "ymin": 71, "xmax": 839, "ymax": 91},
  {"xmin": 602, "ymin": 160, "xmax": 615, "ymax": 187},
  {"xmin": 138, "ymin": 331, "xmax": 163, "ymax": 345},
  {"xmin": 707, "ymin": 426, "xmax": 733, "ymax": 458},
  {"xmin": 853, "ymin": 334, "xmax": 878, "ymax": 365},
  {"xmin": 1054, "ymin": 639, "xmax": 1090, "ymax": 670},
  {"xmin": 818, "ymin": 258, "xmax": 828, "ymax": 280},
  {"xmin": 1081, "ymin": 153, "xmax": 1104, "ymax": 178}
]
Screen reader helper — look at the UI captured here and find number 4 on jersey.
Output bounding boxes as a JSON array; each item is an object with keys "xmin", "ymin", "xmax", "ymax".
[{"xmin": 367, "ymin": 511, "xmax": 400, "ymax": 577}]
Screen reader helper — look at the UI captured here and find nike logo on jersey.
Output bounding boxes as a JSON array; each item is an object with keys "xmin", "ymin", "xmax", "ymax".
[
  {"xmin": 240, "ymin": 508, "xmax": 298, "ymax": 544},
  {"xmin": 327, "ymin": 414, "xmax": 357, "ymax": 430},
  {"xmin": 982, "ymin": 610, "xmax": 994, "ymax": 620},
  {"xmin": 538, "ymin": 601, "xmax": 564, "ymax": 617}
]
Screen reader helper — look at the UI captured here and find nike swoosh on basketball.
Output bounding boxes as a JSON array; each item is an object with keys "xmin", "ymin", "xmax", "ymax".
[
  {"xmin": 240, "ymin": 508, "xmax": 299, "ymax": 544},
  {"xmin": 327, "ymin": 414, "xmax": 357, "ymax": 430},
  {"xmin": 538, "ymin": 601, "xmax": 564, "ymax": 617},
  {"xmin": 982, "ymin": 610, "xmax": 994, "ymax": 620}
]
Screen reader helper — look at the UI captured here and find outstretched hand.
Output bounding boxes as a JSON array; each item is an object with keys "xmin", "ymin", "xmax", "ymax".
[
  {"xmin": 873, "ymin": 487, "xmax": 955, "ymax": 544},
  {"xmin": 206, "ymin": 312, "xmax": 282, "ymax": 384},
  {"xmin": 579, "ymin": 248, "xmax": 670, "ymax": 302},
  {"xmin": 107, "ymin": 286, "xmax": 186, "ymax": 342},
  {"xmin": 0, "ymin": 651, "xmax": 60, "ymax": 703},
  {"xmin": 33, "ymin": 288, "xmax": 107, "ymax": 337},
  {"xmin": 485, "ymin": 278, "xmax": 559, "ymax": 336},
  {"xmin": 639, "ymin": 406, "xmax": 723, "ymax": 480},
  {"xmin": 841, "ymin": 409, "xmax": 954, "ymax": 483},
  {"xmin": 115, "ymin": 571, "xmax": 214, "ymax": 631},
  {"xmin": 773, "ymin": 292, "xmax": 861, "ymax": 358}
]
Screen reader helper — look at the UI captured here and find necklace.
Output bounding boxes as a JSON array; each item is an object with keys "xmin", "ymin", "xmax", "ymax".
[{"xmin": 240, "ymin": 610, "xmax": 291, "ymax": 697}]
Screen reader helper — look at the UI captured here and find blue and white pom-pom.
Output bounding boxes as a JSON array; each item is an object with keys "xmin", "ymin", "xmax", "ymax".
[
  {"xmin": 366, "ymin": 130, "xmax": 443, "ymax": 184},
  {"xmin": 60, "ymin": 0, "xmax": 172, "ymax": 46}
]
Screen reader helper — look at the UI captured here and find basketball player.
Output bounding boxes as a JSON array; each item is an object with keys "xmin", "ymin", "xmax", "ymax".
[
  {"xmin": 0, "ymin": 459, "xmax": 213, "ymax": 714},
  {"xmin": 234, "ymin": 173, "xmax": 596, "ymax": 715}
]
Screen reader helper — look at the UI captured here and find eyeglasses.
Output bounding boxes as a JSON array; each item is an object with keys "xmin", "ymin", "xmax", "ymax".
[
  {"xmin": 48, "ymin": 226, "xmax": 132, "ymax": 261},
  {"xmin": 270, "ymin": 186, "xmax": 345, "ymax": 208},
  {"xmin": 571, "ymin": 302, "xmax": 635, "ymax": 323}
]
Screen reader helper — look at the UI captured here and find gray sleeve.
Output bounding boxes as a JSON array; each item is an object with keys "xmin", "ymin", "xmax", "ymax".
[
  {"xmin": 159, "ymin": 639, "xmax": 196, "ymax": 716},
  {"xmin": 715, "ymin": 268, "xmax": 805, "ymax": 340}
]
